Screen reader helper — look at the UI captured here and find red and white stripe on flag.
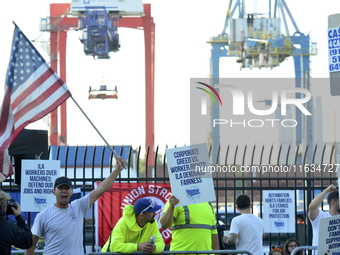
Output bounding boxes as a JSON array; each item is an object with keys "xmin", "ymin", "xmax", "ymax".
[{"xmin": 0, "ymin": 24, "xmax": 72, "ymax": 182}]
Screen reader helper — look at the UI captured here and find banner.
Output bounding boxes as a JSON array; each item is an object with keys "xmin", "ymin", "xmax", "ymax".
[{"xmin": 96, "ymin": 182, "xmax": 172, "ymax": 246}]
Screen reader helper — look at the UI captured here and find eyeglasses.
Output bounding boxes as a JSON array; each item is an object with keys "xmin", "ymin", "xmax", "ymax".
[
  {"xmin": 140, "ymin": 200, "xmax": 155, "ymax": 214},
  {"xmin": 288, "ymin": 244, "xmax": 298, "ymax": 248}
]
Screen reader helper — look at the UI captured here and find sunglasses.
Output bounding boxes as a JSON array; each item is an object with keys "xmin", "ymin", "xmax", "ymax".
[
  {"xmin": 288, "ymin": 244, "xmax": 298, "ymax": 248},
  {"xmin": 140, "ymin": 200, "xmax": 155, "ymax": 214}
]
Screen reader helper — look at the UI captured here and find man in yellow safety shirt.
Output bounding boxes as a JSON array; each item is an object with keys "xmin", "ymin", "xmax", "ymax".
[
  {"xmin": 160, "ymin": 195, "xmax": 219, "ymax": 251},
  {"xmin": 101, "ymin": 198, "xmax": 165, "ymax": 253}
]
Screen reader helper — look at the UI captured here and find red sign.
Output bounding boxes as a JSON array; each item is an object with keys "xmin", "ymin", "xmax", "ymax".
[{"xmin": 96, "ymin": 182, "xmax": 172, "ymax": 246}]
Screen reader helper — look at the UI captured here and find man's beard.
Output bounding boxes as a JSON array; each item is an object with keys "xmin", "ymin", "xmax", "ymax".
[{"xmin": 149, "ymin": 218, "xmax": 155, "ymax": 223}]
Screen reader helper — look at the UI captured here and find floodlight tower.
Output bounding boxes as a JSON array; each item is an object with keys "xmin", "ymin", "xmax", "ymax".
[{"xmin": 207, "ymin": 0, "xmax": 317, "ymax": 164}]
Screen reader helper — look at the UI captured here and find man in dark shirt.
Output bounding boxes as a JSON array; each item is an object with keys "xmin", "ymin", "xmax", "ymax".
[{"xmin": 0, "ymin": 189, "xmax": 32, "ymax": 254}]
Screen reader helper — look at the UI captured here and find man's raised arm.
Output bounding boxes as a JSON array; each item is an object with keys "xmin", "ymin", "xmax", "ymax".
[{"xmin": 89, "ymin": 156, "xmax": 126, "ymax": 206}]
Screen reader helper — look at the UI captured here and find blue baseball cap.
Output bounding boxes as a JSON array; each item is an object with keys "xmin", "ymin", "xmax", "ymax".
[{"xmin": 134, "ymin": 198, "xmax": 161, "ymax": 214}]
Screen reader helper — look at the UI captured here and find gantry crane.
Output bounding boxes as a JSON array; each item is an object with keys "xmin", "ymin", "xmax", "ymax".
[
  {"xmin": 39, "ymin": 2, "xmax": 155, "ymax": 164},
  {"xmin": 207, "ymin": 0, "xmax": 317, "ymax": 163}
]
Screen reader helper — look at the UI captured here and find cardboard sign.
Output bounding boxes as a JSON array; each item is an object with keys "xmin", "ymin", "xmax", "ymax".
[{"xmin": 165, "ymin": 143, "xmax": 215, "ymax": 207}]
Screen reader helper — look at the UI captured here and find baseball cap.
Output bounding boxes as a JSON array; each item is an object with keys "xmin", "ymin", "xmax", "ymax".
[
  {"xmin": 54, "ymin": 177, "xmax": 72, "ymax": 189},
  {"xmin": 134, "ymin": 198, "xmax": 161, "ymax": 214}
]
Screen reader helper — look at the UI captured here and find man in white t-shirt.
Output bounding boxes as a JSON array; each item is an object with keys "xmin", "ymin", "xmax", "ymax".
[
  {"xmin": 25, "ymin": 156, "xmax": 125, "ymax": 255},
  {"xmin": 308, "ymin": 184, "xmax": 339, "ymax": 255},
  {"xmin": 223, "ymin": 194, "xmax": 265, "ymax": 255}
]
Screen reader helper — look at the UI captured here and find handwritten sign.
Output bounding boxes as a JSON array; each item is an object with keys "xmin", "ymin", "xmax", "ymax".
[
  {"xmin": 165, "ymin": 143, "xmax": 215, "ymax": 207},
  {"xmin": 20, "ymin": 160, "xmax": 60, "ymax": 212},
  {"xmin": 263, "ymin": 190, "xmax": 295, "ymax": 233}
]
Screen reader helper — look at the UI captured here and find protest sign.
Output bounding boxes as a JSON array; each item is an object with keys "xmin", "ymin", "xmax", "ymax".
[
  {"xmin": 263, "ymin": 190, "xmax": 295, "ymax": 233},
  {"xmin": 165, "ymin": 143, "xmax": 215, "ymax": 207},
  {"xmin": 319, "ymin": 215, "xmax": 340, "ymax": 254},
  {"xmin": 20, "ymin": 160, "xmax": 60, "ymax": 212}
]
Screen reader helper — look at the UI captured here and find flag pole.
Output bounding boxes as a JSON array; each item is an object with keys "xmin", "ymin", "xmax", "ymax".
[
  {"xmin": 11, "ymin": 23, "xmax": 123, "ymax": 165},
  {"xmin": 70, "ymin": 96, "xmax": 119, "ymax": 158}
]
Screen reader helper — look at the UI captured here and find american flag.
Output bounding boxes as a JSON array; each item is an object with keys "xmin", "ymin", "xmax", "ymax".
[{"xmin": 0, "ymin": 24, "xmax": 72, "ymax": 182}]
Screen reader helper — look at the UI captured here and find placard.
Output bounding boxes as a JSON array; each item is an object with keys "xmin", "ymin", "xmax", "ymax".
[
  {"xmin": 165, "ymin": 143, "xmax": 216, "ymax": 207},
  {"xmin": 263, "ymin": 190, "xmax": 295, "ymax": 233},
  {"xmin": 318, "ymin": 215, "xmax": 340, "ymax": 254},
  {"xmin": 20, "ymin": 160, "xmax": 60, "ymax": 212}
]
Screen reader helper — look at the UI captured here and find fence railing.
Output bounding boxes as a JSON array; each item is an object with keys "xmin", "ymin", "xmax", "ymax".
[
  {"xmin": 3, "ymin": 143, "xmax": 338, "ymax": 253},
  {"xmin": 290, "ymin": 246, "xmax": 317, "ymax": 255}
]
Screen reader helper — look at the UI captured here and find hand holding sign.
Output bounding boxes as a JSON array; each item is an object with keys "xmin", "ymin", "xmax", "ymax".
[{"xmin": 168, "ymin": 196, "xmax": 180, "ymax": 208}]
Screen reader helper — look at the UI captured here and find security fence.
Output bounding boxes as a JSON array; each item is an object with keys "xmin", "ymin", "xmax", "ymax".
[{"xmin": 1, "ymin": 143, "xmax": 338, "ymax": 254}]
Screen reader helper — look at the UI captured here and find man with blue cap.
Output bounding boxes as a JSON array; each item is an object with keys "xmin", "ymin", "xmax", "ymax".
[{"xmin": 101, "ymin": 197, "xmax": 165, "ymax": 253}]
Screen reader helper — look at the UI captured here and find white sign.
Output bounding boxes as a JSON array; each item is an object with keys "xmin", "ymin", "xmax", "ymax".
[
  {"xmin": 263, "ymin": 190, "xmax": 295, "ymax": 233},
  {"xmin": 328, "ymin": 26, "xmax": 340, "ymax": 72},
  {"xmin": 318, "ymin": 215, "xmax": 340, "ymax": 254},
  {"xmin": 165, "ymin": 143, "xmax": 216, "ymax": 207},
  {"xmin": 20, "ymin": 160, "xmax": 60, "ymax": 212}
]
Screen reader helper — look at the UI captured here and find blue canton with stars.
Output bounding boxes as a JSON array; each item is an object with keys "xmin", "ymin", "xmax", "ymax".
[{"xmin": 6, "ymin": 27, "xmax": 45, "ymax": 93}]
